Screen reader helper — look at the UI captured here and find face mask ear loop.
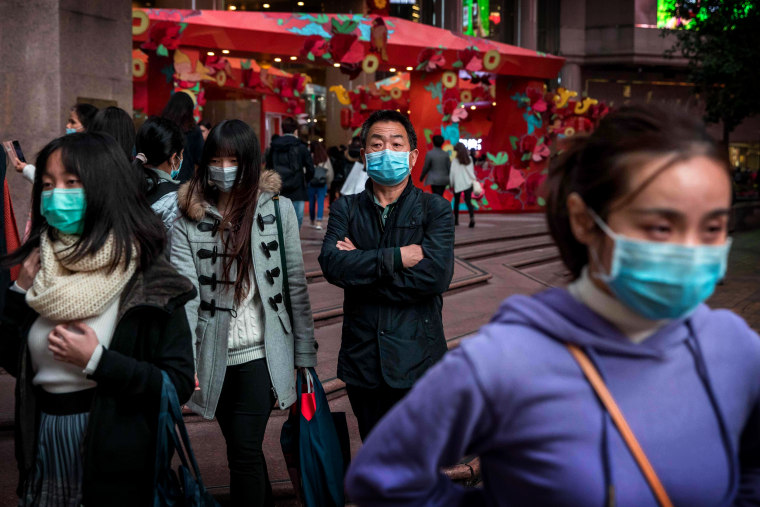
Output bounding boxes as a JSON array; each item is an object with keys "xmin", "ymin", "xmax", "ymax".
[{"xmin": 586, "ymin": 208, "xmax": 616, "ymax": 282}]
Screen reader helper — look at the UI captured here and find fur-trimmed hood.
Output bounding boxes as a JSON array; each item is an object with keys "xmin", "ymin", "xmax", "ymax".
[{"xmin": 176, "ymin": 170, "xmax": 282, "ymax": 222}]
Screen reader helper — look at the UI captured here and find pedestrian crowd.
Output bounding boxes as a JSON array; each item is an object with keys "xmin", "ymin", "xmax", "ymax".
[{"xmin": 1, "ymin": 95, "xmax": 758, "ymax": 507}]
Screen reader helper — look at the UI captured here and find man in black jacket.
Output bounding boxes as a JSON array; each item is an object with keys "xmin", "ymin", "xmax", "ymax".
[
  {"xmin": 266, "ymin": 117, "xmax": 314, "ymax": 228},
  {"xmin": 319, "ymin": 110, "xmax": 455, "ymax": 440}
]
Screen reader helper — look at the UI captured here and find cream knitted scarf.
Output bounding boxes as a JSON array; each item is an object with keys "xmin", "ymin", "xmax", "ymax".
[{"xmin": 26, "ymin": 233, "xmax": 137, "ymax": 321}]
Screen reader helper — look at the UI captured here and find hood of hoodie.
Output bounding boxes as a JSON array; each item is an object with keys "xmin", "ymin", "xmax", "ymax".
[
  {"xmin": 492, "ymin": 288, "xmax": 707, "ymax": 360},
  {"xmin": 176, "ymin": 169, "xmax": 282, "ymax": 222}
]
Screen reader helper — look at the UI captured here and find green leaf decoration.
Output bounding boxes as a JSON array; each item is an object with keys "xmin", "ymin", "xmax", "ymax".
[
  {"xmin": 332, "ymin": 18, "xmax": 359, "ymax": 34},
  {"xmin": 470, "ymin": 200, "xmax": 480, "ymax": 210},
  {"xmin": 277, "ymin": 19, "xmax": 284, "ymax": 25},
  {"xmin": 239, "ymin": 83, "xmax": 244, "ymax": 88},
  {"xmin": 487, "ymin": 153, "xmax": 498, "ymax": 164},
  {"xmin": 481, "ymin": 197, "xmax": 489, "ymax": 205},
  {"xmin": 360, "ymin": 103, "xmax": 368, "ymax": 109},
  {"xmin": 424, "ymin": 129, "xmax": 433, "ymax": 145},
  {"xmin": 380, "ymin": 96, "xmax": 392, "ymax": 102},
  {"xmin": 490, "ymin": 183, "xmax": 500, "ymax": 190},
  {"xmin": 179, "ymin": 22, "xmax": 188, "ymax": 33},
  {"xmin": 442, "ymin": 114, "xmax": 451, "ymax": 122},
  {"xmin": 521, "ymin": 152, "xmax": 532, "ymax": 161},
  {"xmin": 241, "ymin": 59, "xmax": 252, "ymax": 69},
  {"xmin": 322, "ymin": 52, "xmax": 332, "ymax": 59},
  {"xmin": 452, "ymin": 61, "xmax": 463, "ymax": 68},
  {"xmin": 495, "ymin": 152, "xmax": 509, "ymax": 165},
  {"xmin": 307, "ymin": 53, "xmax": 315, "ymax": 61},
  {"xmin": 541, "ymin": 168, "xmax": 549, "ymax": 175},
  {"xmin": 293, "ymin": 90, "xmax": 300, "ymax": 97},
  {"xmin": 274, "ymin": 88, "xmax": 280, "ymax": 93},
  {"xmin": 537, "ymin": 196, "xmax": 546, "ymax": 206},
  {"xmin": 316, "ymin": 14, "xmax": 329, "ymax": 23},
  {"xmin": 386, "ymin": 20, "xmax": 395, "ymax": 28},
  {"xmin": 509, "ymin": 136, "xmax": 519, "ymax": 151},
  {"xmin": 536, "ymin": 51, "xmax": 547, "ymax": 57},
  {"xmin": 156, "ymin": 44, "xmax": 169, "ymax": 57},
  {"xmin": 537, "ymin": 136, "xmax": 544, "ymax": 145},
  {"xmin": 352, "ymin": 126, "xmax": 362, "ymax": 137},
  {"xmin": 336, "ymin": 14, "xmax": 348, "ymax": 21}
]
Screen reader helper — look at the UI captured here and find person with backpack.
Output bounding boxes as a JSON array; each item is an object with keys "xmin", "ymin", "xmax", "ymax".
[
  {"xmin": 345, "ymin": 104, "xmax": 760, "ymax": 506},
  {"xmin": 327, "ymin": 145, "xmax": 348, "ymax": 205},
  {"xmin": 308, "ymin": 142, "xmax": 332, "ymax": 230},
  {"xmin": 133, "ymin": 117, "xmax": 185, "ymax": 240},
  {"xmin": 170, "ymin": 119, "xmax": 317, "ymax": 505},
  {"xmin": 265, "ymin": 117, "xmax": 314, "ymax": 229},
  {"xmin": 0, "ymin": 132, "xmax": 195, "ymax": 506},
  {"xmin": 318, "ymin": 110, "xmax": 455, "ymax": 441}
]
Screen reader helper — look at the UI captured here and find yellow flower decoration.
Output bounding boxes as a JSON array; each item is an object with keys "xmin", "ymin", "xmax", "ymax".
[
  {"xmin": 374, "ymin": 0, "xmax": 388, "ymax": 8},
  {"xmin": 362, "ymin": 54, "xmax": 379, "ymax": 74}
]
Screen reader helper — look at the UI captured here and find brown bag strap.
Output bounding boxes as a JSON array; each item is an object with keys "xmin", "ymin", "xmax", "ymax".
[{"xmin": 566, "ymin": 344, "xmax": 674, "ymax": 507}]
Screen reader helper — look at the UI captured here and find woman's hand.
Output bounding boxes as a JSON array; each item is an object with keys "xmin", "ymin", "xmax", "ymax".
[
  {"xmin": 17, "ymin": 248, "xmax": 40, "ymax": 291},
  {"xmin": 12, "ymin": 159, "xmax": 26, "ymax": 173},
  {"xmin": 47, "ymin": 322, "xmax": 100, "ymax": 369}
]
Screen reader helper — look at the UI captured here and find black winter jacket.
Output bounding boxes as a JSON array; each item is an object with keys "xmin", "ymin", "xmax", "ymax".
[
  {"xmin": 318, "ymin": 178, "xmax": 455, "ymax": 389},
  {"xmin": 0, "ymin": 257, "xmax": 196, "ymax": 506},
  {"xmin": 266, "ymin": 134, "xmax": 315, "ymax": 201}
]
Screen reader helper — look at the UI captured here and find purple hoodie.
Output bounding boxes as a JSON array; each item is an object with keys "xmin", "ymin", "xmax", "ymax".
[{"xmin": 345, "ymin": 288, "xmax": 760, "ymax": 506}]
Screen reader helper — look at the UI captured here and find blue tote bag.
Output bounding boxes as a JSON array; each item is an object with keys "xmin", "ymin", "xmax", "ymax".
[
  {"xmin": 154, "ymin": 371, "xmax": 219, "ymax": 507},
  {"xmin": 281, "ymin": 368, "xmax": 347, "ymax": 507}
]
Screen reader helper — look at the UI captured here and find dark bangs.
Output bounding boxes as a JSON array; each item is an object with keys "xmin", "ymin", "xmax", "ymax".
[
  {"xmin": 3, "ymin": 133, "xmax": 165, "ymax": 271},
  {"xmin": 185, "ymin": 119, "xmax": 262, "ymax": 304}
]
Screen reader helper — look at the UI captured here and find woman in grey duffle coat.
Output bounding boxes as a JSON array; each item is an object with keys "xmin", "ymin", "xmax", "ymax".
[{"xmin": 169, "ymin": 120, "xmax": 317, "ymax": 505}]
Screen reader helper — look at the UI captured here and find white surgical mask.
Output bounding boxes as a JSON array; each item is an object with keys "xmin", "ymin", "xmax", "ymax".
[{"xmin": 208, "ymin": 165, "xmax": 238, "ymax": 192}]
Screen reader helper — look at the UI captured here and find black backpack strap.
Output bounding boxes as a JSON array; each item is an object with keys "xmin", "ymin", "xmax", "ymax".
[{"xmin": 148, "ymin": 179, "xmax": 180, "ymax": 204}]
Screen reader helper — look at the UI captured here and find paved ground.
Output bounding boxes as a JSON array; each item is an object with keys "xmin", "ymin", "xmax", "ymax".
[{"xmin": 0, "ymin": 209, "xmax": 758, "ymax": 505}]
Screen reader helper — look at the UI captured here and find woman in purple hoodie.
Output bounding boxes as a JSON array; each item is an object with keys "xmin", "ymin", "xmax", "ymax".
[{"xmin": 344, "ymin": 104, "xmax": 760, "ymax": 506}]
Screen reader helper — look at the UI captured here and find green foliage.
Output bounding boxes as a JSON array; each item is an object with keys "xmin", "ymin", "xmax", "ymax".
[
  {"xmin": 664, "ymin": 0, "xmax": 760, "ymax": 140},
  {"xmin": 487, "ymin": 152, "xmax": 509, "ymax": 165}
]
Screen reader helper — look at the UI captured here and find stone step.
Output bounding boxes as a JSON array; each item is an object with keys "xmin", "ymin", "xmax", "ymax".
[{"xmin": 455, "ymin": 233, "xmax": 554, "ymax": 261}]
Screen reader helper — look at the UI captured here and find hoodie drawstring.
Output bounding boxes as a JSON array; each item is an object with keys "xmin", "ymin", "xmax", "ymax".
[
  {"xmin": 685, "ymin": 322, "xmax": 738, "ymax": 506},
  {"xmin": 583, "ymin": 327, "xmax": 737, "ymax": 507}
]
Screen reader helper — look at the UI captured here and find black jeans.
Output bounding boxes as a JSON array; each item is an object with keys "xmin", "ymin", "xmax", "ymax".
[
  {"xmin": 452, "ymin": 186, "xmax": 475, "ymax": 224},
  {"xmin": 346, "ymin": 384, "xmax": 410, "ymax": 441},
  {"xmin": 430, "ymin": 185, "xmax": 447, "ymax": 196},
  {"xmin": 215, "ymin": 358, "xmax": 274, "ymax": 507}
]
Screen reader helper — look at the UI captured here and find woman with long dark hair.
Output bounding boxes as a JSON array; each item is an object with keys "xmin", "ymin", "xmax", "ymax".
[
  {"xmin": 0, "ymin": 133, "xmax": 196, "ymax": 506},
  {"xmin": 308, "ymin": 141, "xmax": 332, "ymax": 230},
  {"xmin": 170, "ymin": 119, "xmax": 317, "ymax": 505},
  {"xmin": 449, "ymin": 142, "xmax": 477, "ymax": 228},
  {"xmin": 161, "ymin": 91, "xmax": 204, "ymax": 183},
  {"xmin": 346, "ymin": 104, "xmax": 760, "ymax": 505},
  {"xmin": 90, "ymin": 107, "xmax": 136, "ymax": 161}
]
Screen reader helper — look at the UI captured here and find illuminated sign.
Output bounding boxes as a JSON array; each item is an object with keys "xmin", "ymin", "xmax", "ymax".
[
  {"xmin": 463, "ymin": 0, "xmax": 490, "ymax": 37},
  {"xmin": 459, "ymin": 138, "xmax": 482, "ymax": 151}
]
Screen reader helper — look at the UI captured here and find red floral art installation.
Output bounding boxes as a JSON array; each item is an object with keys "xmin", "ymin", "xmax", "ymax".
[{"xmin": 140, "ymin": 21, "xmax": 184, "ymax": 56}]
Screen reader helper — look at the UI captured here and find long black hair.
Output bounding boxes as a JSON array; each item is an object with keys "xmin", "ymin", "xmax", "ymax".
[
  {"xmin": 545, "ymin": 103, "xmax": 729, "ymax": 279},
  {"xmin": 72, "ymin": 103, "xmax": 99, "ymax": 132},
  {"xmin": 161, "ymin": 91, "xmax": 196, "ymax": 133},
  {"xmin": 133, "ymin": 116, "xmax": 185, "ymax": 191},
  {"xmin": 2, "ymin": 133, "xmax": 165, "ymax": 271},
  {"xmin": 180, "ymin": 120, "xmax": 261, "ymax": 304},
  {"xmin": 90, "ymin": 107, "xmax": 136, "ymax": 160}
]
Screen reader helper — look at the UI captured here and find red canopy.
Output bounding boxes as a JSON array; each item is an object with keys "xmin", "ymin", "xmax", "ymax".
[{"xmin": 133, "ymin": 9, "xmax": 564, "ymax": 80}]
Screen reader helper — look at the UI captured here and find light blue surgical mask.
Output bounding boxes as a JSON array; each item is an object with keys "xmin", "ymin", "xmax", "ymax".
[
  {"xmin": 65, "ymin": 128, "xmax": 77, "ymax": 135},
  {"xmin": 209, "ymin": 165, "xmax": 238, "ymax": 192},
  {"xmin": 588, "ymin": 209, "xmax": 732, "ymax": 320},
  {"xmin": 41, "ymin": 188, "xmax": 87, "ymax": 235},
  {"xmin": 170, "ymin": 156, "xmax": 183, "ymax": 180},
  {"xmin": 365, "ymin": 149, "xmax": 410, "ymax": 186}
]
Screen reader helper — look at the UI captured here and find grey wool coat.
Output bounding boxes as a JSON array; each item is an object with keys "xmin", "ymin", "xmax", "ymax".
[{"xmin": 170, "ymin": 170, "xmax": 318, "ymax": 418}]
